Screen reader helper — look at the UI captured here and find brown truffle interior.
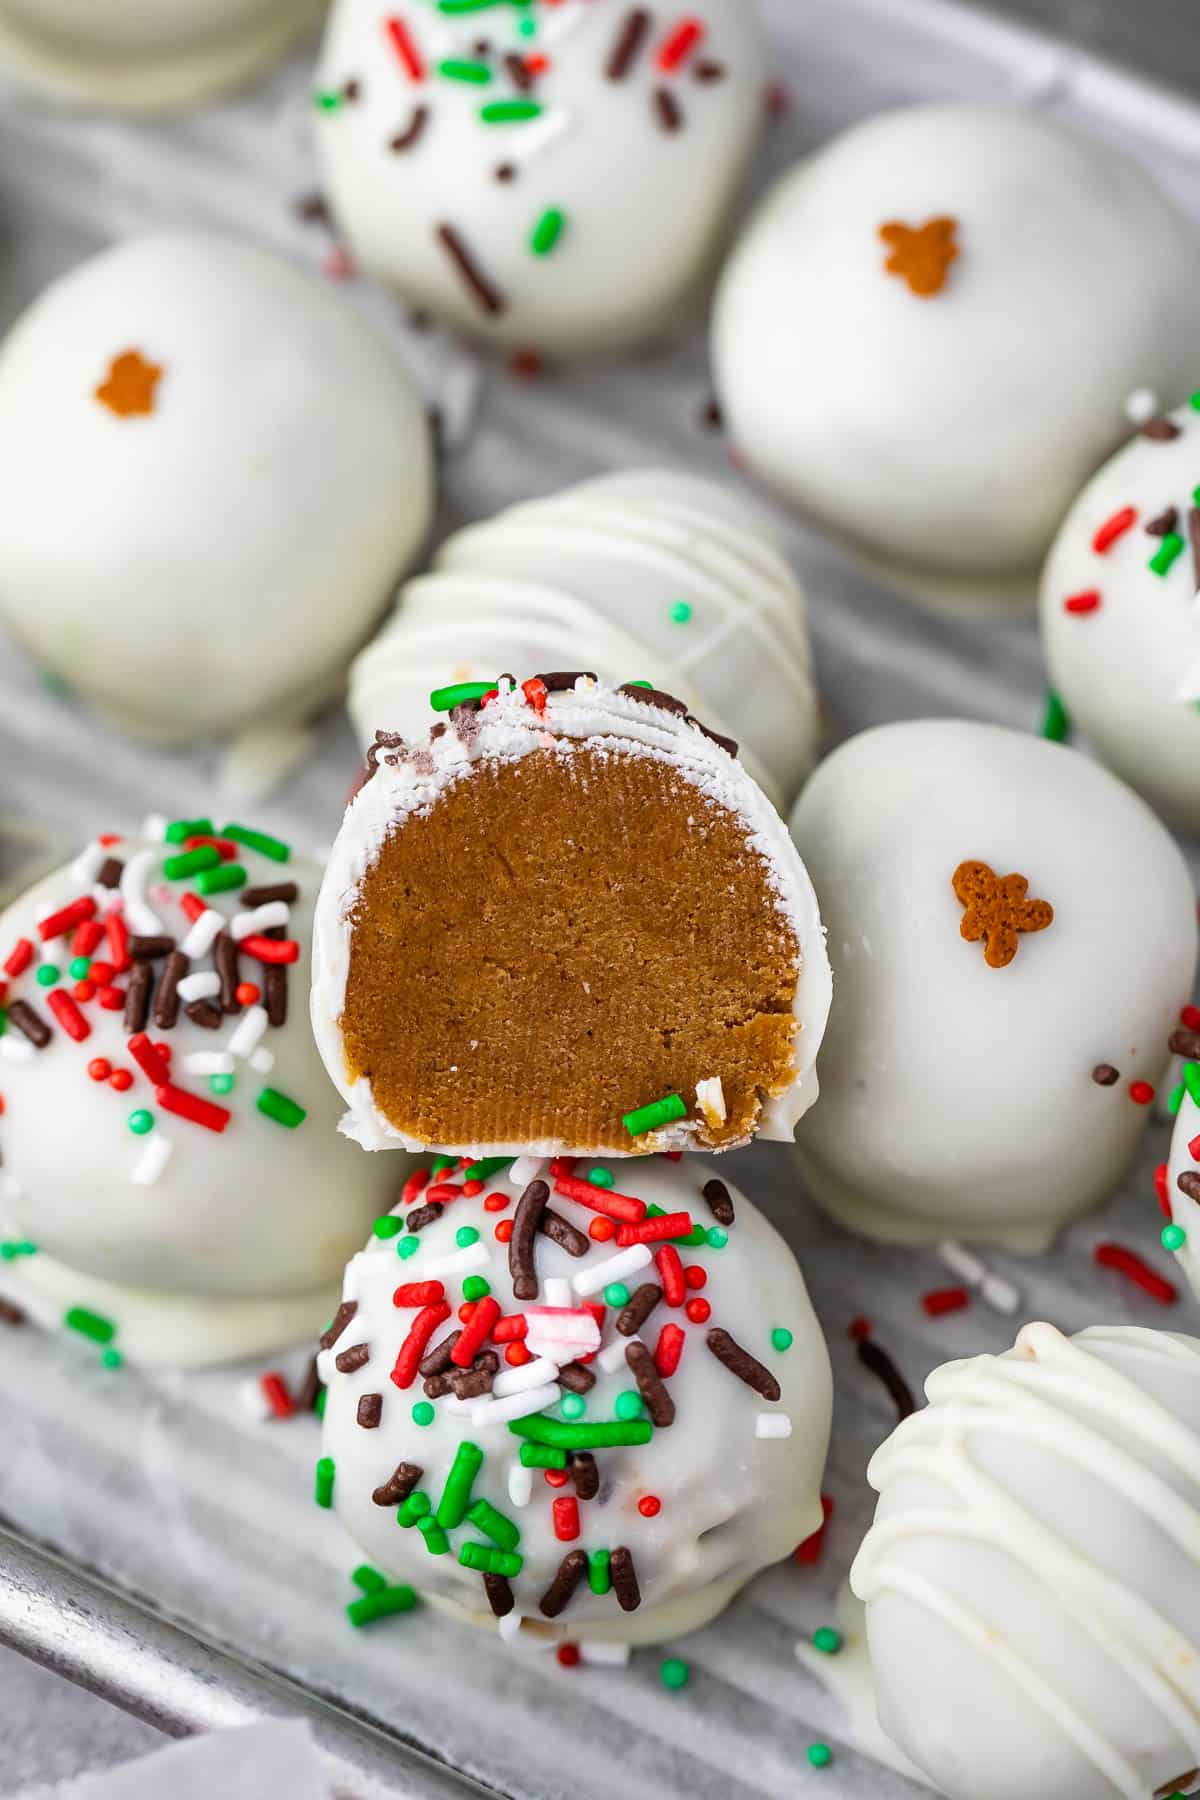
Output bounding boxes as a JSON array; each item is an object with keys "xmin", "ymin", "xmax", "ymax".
[{"xmin": 340, "ymin": 745, "xmax": 801, "ymax": 1151}]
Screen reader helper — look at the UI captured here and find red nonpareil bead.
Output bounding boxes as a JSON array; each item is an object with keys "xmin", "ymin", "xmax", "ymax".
[
  {"xmin": 108, "ymin": 1069, "xmax": 133, "ymax": 1093},
  {"xmin": 848, "ymin": 1316, "xmax": 873, "ymax": 1341},
  {"xmin": 1181, "ymin": 1004, "xmax": 1200, "ymax": 1033},
  {"xmin": 637, "ymin": 1495, "xmax": 662, "ymax": 1518},
  {"xmin": 556, "ymin": 1643, "xmax": 580, "ymax": 1668},
  {"xmin": 494, "ymin": 1219, "xmax": 514, "ymax": 1243},
  {"xmin": 544, "ymin": 1468, "xmax": 569, "ymax": 1488},
  {"xmin": 505, "ymin": 1341, "xmax": 532, "ymax": 1366},
  {"xmin": 589, "ymin": 1217, "xmax": 615, "ymax": 1242},
  {"xmin": 87, "ymin": 1058, "xmax": 112, "ymax": 1082},
  {"xmin": 1129, "ymin": 1080, "xmax": 1156, "ymax": 1106},
  {"xmin": 684, "ymin": 1265, "xmax": 707, "ymax": 1290},
  {"xmin": 235, "ymin": 982, "xmax": 261, "ymax": 1006},
  {"xmin": 483, "ymin": 1191, "xmax": 510, "ymax": 1213},
  {"xmin": 684, "ymin": 1297, "xmax": 711, "ymax": 1324}
]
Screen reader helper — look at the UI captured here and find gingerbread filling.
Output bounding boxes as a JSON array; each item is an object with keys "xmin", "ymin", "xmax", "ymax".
[{"xmin": 340, "ymin": 745, "xmax": 801, "ymax": 1151}]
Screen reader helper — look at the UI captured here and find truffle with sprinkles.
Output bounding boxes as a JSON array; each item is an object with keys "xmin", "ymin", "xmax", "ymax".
[
  {"xmin": 311, "ymin": 674, "xmax": 832, "ymax": 1158},
  {"xmin": 312, "ymin": 0, "xmax": 767, "ymax": 356},
  {"xmin": 1164, "ymin": 1042, "xmax": 1200, "ymax": 1307},
  {"xmin": 0, "ymin": 817, "xmax": 410, "ymax": 1366},
  {"xmin": 318, "ymin": 1153, "xmax": 832, "ymax": 1644}
]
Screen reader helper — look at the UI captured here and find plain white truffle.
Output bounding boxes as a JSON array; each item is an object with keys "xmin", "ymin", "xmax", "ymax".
[
  {"xmin": 852, "ymin": 1323, "xmax": 1200, "ymax": 1800},
  {"xmin": 320, "ymin": 1155, "xmax": 831, "ymax": 1645},
  {"xmin": 789, "ymin": 720, "xmax": 1197, "ymax": 1248},
  {"xmin": 350, "ymin": 470, "xmax": 820, "ymax": 809},
  {"xmin": 1041, "ymin": 392, "xmax": 1200, "ymax": 830},
  {"xmin": 713, "ymin": 103, "xmax": 1200, "ymax": 587},
  {"xmin": 313, "ymin": 0, "xmax": 766, "ymax": 356},
  {"xmin": 0, "ymin": 234, "xmax": 433, "ymax": 746}
]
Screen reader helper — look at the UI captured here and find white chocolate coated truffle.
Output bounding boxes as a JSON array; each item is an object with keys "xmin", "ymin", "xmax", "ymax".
[
  {"xmin": 713, "ymin": 104, "xmax": 1200, "ymax": 586},
  {"xmin": 320, "ymin": 1155, "xmax": 831, "ymax": 1645},
  {"xmin": 313, "ymin": 0, "xmax": 766, "ymax": 356},
  {"xmin": 852, "ymin": 1324, "xmax": 1200, "ymax": 1800},
  {"xmin": 1166, "ymin": 1089, "xmax": 1200, "ymax": 1308},
  {"xmin": 0, "ymin": 826, "xmax": 405, "ymax": 1366},
  {"xmin": 790, "ymin": 721, "xmax": 1197, "ymax": 1248},
  {"xmin": 0, "ymin": 0, "xmax": 323, "ymax": 112},
  {"xmin": 350, "ymin": 470, "xmax": 820, "ymax": 810},
  {"xmin": 0, "ymin": 234, "xmax": 433, "ymax": 746},
  {"xmin": 1041, "ymin": 394, "xmax": 1200, "ymax": 830}
]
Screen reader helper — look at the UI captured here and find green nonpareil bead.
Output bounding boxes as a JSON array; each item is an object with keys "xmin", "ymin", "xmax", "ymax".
[{"xmin": 35, "ymin": 965, "xmax": 59, "ymax": 987}]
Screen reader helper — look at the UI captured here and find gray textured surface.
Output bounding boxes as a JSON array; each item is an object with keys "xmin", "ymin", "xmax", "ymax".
[{"xmin": 967, "ymin": 0, "xmax": 1200, "ymax": 96}]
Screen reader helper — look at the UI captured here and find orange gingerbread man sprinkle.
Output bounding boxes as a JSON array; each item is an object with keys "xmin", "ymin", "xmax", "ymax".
[
  {"xmin": 95, "ymin": 349, "xmax": 163, "ymax": 418},
  {"xmin": 952, "ymin": 860, "xmax": 1053, "ymax": 969},
  {"xmin": 879, "ymin": 216, "xmax": 960, "ymax": 297}
]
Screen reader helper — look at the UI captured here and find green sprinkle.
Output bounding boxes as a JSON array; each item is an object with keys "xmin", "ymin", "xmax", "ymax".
[
  {"xmin": 588, "ymin": 1167, "xmax": 615, "ymax": 1189},
  {"xmin": 1169, "ymin": 1083, "xmax": 1185, "ymax": 1116},
  {"xmin": 347, "ymin": 1586, "xmax": 418, "ymax": 1626},
  {"xmin": 0, "ymin": 1241, "xmax": 37, "ymax": 1261},
  {"xmin": 439, "ymin": 57, "xmax": 493, "ymax": 83},
  {"xmin": 165, "ymin": 818, "xmax": 213, "ymax": 845},
  {"xmin": 436, "ymin": 1440, "xmax": 484, "ymax": 1529},
  {"xmin": 770, "ymin": 1327, "xmax": 794, "ymax": 1353},
  {"xmin": 163, "ymin": 846, "xmax": 220, "ymax": 880},
  {"xmin": 458, "ymin": 1542, "xmax": 523, "ymax": 1578},
  {"xmin": 412, "ymin": 1401, "xmax": 436, "ymax": 1427},
  {"xmin": 315, "ymin": 1386, "xmax": 327, "ymax": 1421},
  {"xmin": 257, "ymin": 1087, "xmax": 307, "ymax": 1129},
  {"xmin": 1163, "ymin": 1223, "xmax": 1188, "ymax": 1253},
  {"xmin": 65, "ymin": 1306, "xmax": 115, "ymax": 1345},
  {"xmin": 100, "ymin": 1347, "xmax": 123, "ymax": 1370},
  {"xmin": 486, "ymin": 99, "xmax": 544, "ymax": 124},
  {"xmin": 397, "ymin": 1491, "xmax": 432, "ymax": 1528},
  {"xmin": 660, "ymin": 1658, "xmax": 690, "ymax": 1691},
  {"xmin": 588, "ymin": 1549, "xmax": 611, "ymax": 1595},
  {"xmin": 456, "ymin": 1225, "xmax": 480, "ymax": 1248},
  {"xmin": 0, "ymin": 1008, "xmax": 6, "ymax": 1036},
  {"xmin": 604, "ymin": 1282, "xmax": 630, "ymax": 1309},
  {"xmin": 519, "ymin": 1442, "xmax": 567, "ymax": 1469},
  {"xmin": 1190, "ymin": 392, "xmax": 1200, "ymax": 412},
  {"xmin": 1183, "ymin": 1063, "xmax": 1200, "ymax": 1109},
  {"xmin": 417, "ymin": 1514, "xmax": 451, "ymax": 1556},
  {"xmin": 1149, "ymin": 533, "xmax": 1185, "ymax": 577},
  {"xmin": 614, "ymin": 1390, "xmax": 643, "ymax": 1422},
  {"xmin": 352, "ymin": 1564, "xmax": 388, "ymax": 1595},
  {"xmin": 315, "ymin": 1457, "xmax": 336, "ymax": 1508},
  {"xmin": 529, "ymin": 206, "xmax": 565, "ymax": 256},
  {"xmin": 397, "ymin": 1236, "xmax": 421, "ymax": 1261},
  {"xmin": 560, "ymin": 1392, "xmax": 587, "ymax": 1421},
  {"xmin": 508, "ymin": 1416, "xmax": 652, "ymax": 1451},
  {"xmin": 35, "ymin": 965, "xmax": 59, "ymax": 988},
  {"xmin": 222, "ymin": 824, "xmax": 291, "ymax": 863},
  {"xmin": 466, "ymin": 1497, "xmax": 521, "ymax": 1552},
  {"xmin": 195, "ymin": 864, "xmax": 248, "ymax": 896},
  {"xmin": 432, "ymin": 1154, "xmax": 457, "ymax": 1175},
  {"xmin": 1040, "ymin": 689, "xmax": 1069, "ymax": 742},
  {"xmin": 623, "ymin": 1093, "xmax": 687, "ymax": 1138},
  {"xmin": 210, "ymin": 1073, "xmax": 235, "ymax": 1096},
  {"xmin": 627, "ymin": 679, "xmax": 654, "ymax": 689},
  {"xmin": 68, "ymin": 957, "xmax": 91, "ymax": 980},
  {"xmin": 807, "ymin": 1745, "xmax": 833, "ymax": 1770},
  {"xmin": 706, "ymin": 1227, "xmax": 728, "ymax": 1250},
  {"xmin": 430, "ymin": 679, "xmax": 496, "ymax": 711},
  {"xmin": 127, "ymin": 1110, "xmax": 154, "ymax": 1136},
  {"xmin": 462, "ymin": 1274, "xmax": 491, "ymax": 1302},
  {"xmin": 669, "ymin": 601, "xmax": 693, "ymax": 625},
  {"xmin": 812, "ymin": 1627, "xmax": 842, "ymax": 1655},
  {"xmin": 314, "ymin": 89, "xmax": 344, "ymax": 111},
  {"xmin": 374, "ymin": 1215, "xmax": 404, "ymax": 1239},
  {"xmin": 464, "ymin": 1156, "xmax": 514, "ymax": 1181}
]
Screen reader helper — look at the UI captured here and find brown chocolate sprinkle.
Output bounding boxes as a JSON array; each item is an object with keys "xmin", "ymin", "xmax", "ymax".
[
  {"xmin": 97, "ymin": 857, "xmax": 124, "ymax": 888},
  {"xmin": 694, "ymin": 58, "xmax": 726, "ymax": 81},
  {"xmin": 653, "ymin": 88, "xmax": 683, "ymax": 132},
  {"xmin": 952, "ymin": 860, "xmax": 1053, "ymax": 969},
  {"xmin": 1091, "ymin": 1064, "xmax": 1120, "ymax": 1087},
  {"xmin": 700, "ymin": 396, "xmax": 723, "ymax": 432},
  {"xmin": 607, "ymin": 7, "xmax": 651, "ymax": 80},
  {"xmin": 419, "ymin": 1329, "xmax": 461, "ymax": 1379},
  {"xmin": 1178, "ymin": 1172, "xmax": 1200, "ymax": 1204},
  {"xmin": 373, "ymin": 1462, "xmax": 423, "ymax": 1507},
  {"xmin": 265, "ymin": 965, "xmax": 288, "ymax": 1029},
  {"xmin": 296, "ymin": 1354, "xmax": 322, "ymax": 1413},
  {"xmin": 335, "ymin": 1342, "xmax": 370, "ymax": 1374},
  {"xmin": 536, "ymin": 671, "xmax": 597, "ymax": 692},
  {"xmin": 610, "ymin": 1546, "xmax": 641, "ymax": 1612},
  {"xmin": 619, "ymin": 682, "xmax": 689, "ymax": 717},
  {"xmin": 539, "ymin": 1209, "xmax": 589, "ymax": 1259},
  {"xmin": 123, "ymin": 963, "xmax": 152, "ymax": 1034},
  {"xmin": 185, "ymin": 1000, "xmax": 223, "ymax": 1031},
  {"xmin": 215, "ymin": 933, "xmax": 241, "ymax": 1014},
  {"xmin": 570, "ymin": 1451, "xmax": 599, "ymax": 1500},
  {"xmin": 242, "ymin": 883, "xmax": 299, "ymax": 909},
  {"xmin": 435, "ymin": 222, "xmax": 507, "ymax": 317},
  {"xmin": 343, "ymin": 78, "xmax": 361, "ymax": 102},
  {"xmin": 557, "ymin": 1360, "xmax": 596, "ymax": 1395},
  {"xmin": 7, "ymin": 1001, "xmax": 50, "ymax": 1049},
  {"xmin": 505, "ymin": 52, "xmax": 534, "ymax": 91},
  {"xmin": 423, "ymin": 1371, "xmax": 457, "ymax": 1399},
  {"xmin": 702, "ymin": 1178, "xmax": 735, "ymax": 1227},
  {"xmin": 129, "ymin": 935, "xmax": 175, "ymax": 961},
  {"xmin": 391, "ymin": 105, "xmax": 429, "ymax": 152},
  {"xmin": 483, "ymin": 1572, "xmax": 515, "ymax": 1617},
  {"xmin": 857, "ymin": 1338, "xmax": 916, "ymax": 1420},
  {"xmin": 406, "ymin": 1201, "xmax": 444, "ymax": 1234},
  {"xmin": 154, "ymin": 951, "xmax": 188, "ymax": 1031},
  {"xmin": 320, "ymin": 1300, "xmax": 358, "ymax": 1350},
  {"xmin": 295, "ymin": 191, "xmax": 330, "ymax": 224},
  {"xmin": 617, "ymin": 1283, "xmax": 663, "ymax": 1336},
  {"xmin": 1141, "ymin": 419, "xmax": 1182, "ymax": 441},
  {"xmin": 540, "ymin": 1548, "xmax": 588, "ymax": 1618},
  {"xmin": 0, "ymin": 1297, "xmax": 26, "ymax": 1326},
  {"xmin": 510, "ymin": 1178, "xmax": 550, "ymax": 1301},
  {"xmin": 689, "ymin": 716, "xmax": 739, "ymax": 758},
  {"xmin": 494, "ymin": 163, "xmax": 517, "ymax": 184},
  {"xmin": 1144, "ymin": 507, "xmax": 1179, "ymax": 537},
  {"xmin": 706, "ymin": 1327, "xmax": 781, "ymax": 1401},
  {"xmin": 1171, "ymin": 1028, "xmax": 1200, "ymax": 1060},
  {"xmin": 357, "ymin": 1393, "xmax": 383, "ymax": 1429},
  {"xmin": 625, "ymin": 1340, "xmax": 676, "ymax": 1427},
  {"xmin": 451, "ymin": 1364, "xmax": 496, "ymax": 1400}
]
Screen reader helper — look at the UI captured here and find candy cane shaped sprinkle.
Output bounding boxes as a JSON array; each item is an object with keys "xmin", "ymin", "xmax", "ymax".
[
  {"xmin": 131, "ymin": 1135, "xmax": 173, "ymax": 1187},
  {"xmin": 180, "ymin": 908, "xmax": 225, "ymax": 958},
  {"xmin": 227, "ymin": 1005, "xmax": 269, "ymax": 1060},
  {"xmin": 571, "ymin": 1243, "xmax": 652, "ymax": 1298},
  {"xmin": 176, "ymin": 972, "xmax": 221, "ymax": 1004}
]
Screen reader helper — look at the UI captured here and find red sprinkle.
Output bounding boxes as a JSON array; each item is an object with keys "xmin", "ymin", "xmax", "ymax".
[
  {"xmin": 87, "ymin": 1058, "xmax": 112, "ymax": 1082},
  {"xmin": 795, "ymin": 1494, "xmax": 835, "ymax": 1566},
  {"xmin": 922, "ymin": 1285, "xmax": 970, "ymax": 1318},
  {"xmin": 38, "ymin": 896, "xmax": 97, "ymax": 942},
  {"xmin": 393, "ymin": 1281, "xmax": 446, "ymax": 1308},
  {"xmin": 426, "ymin": 1183, "xmax": 464, "ymax": 1205},
  {"xmin": 155, "ymin": 1083, "xmax": 231, "ymax": 1134},
  {"xmin": 74, "ymin": 982, "xmax": 95, "ymax": 1004},
  {"xmin": 552, "ymin": 1495, "xmax": 581, "ymax": 1541},
  {"xmin": 505, "ymin": 1341, "xmax": 532, "ymax": 1366},
  {"xmin": 235, "ymin": 982, "xmax": 261, "ymax": 1007},
  {"xmin": 544, "ymin": 1468, "xmax": 569, "ymax": 1488},
  {"xmin": 1063, "ymin": 589, "xmax": 1102, "ymax": 615},
  {"xmin": 385, "ymin": 14, "xmax": 424, "ymax": 80},
  {"xmin": 47, "ymin": 990, "xmax": 89, "ymax": 1042},
  {"xmin": 483, "ymin": 1191, "xmax": 510, "ymax": 1213},
  {"xmin": 184, "ymin": 835, "xmax": 237, "ymax": 860},
  {"xmin": 87, "ymin": 961, "xmax": 114, "ymax": 985},
  {"xmin": 1129, "ymin": 1080, "xmax": 1156, "ymax": 1106},
  {"xmin": 493, "ymin": 1313, "xmax": 528, "ymax": 1343},
  {"xmin": 556, "ymin": 1643, "xmax": 580, "ymax": 1668},
  {"xmin": 637, "ymin": 1495, "xmax": 662, "ymax": 1518},
  {"xmin": 522, "ymin": 677, "xmax": 548, "ymax": 713},
  {"xmin": 549, "ymin": 1157, "xmax": 577, "ymax": 1179},
  {"xmin": 848, "ymin": 1316, "xmax": 873, "ymax": 1341},
  {"xmin": 72, "ymin": 920, "xmax": 104, "ymax": 957},
  {"xmin": 1155, "ymin": 1163, "xmax": 1171, "ymax": 1217},
  {"xmin": 458, "ymin": 1302, "xmax": 477, "ymax": 1325},
  {"xmin": 462, "ymin": 1178, "xmax": 485, "ymax": 1197},
  {"xmin": 105, "ymin": 914, "xmax": 131, "ymax": 974},
  {"xmin": 554, "ymin": 1174, "xmax": 646, "ymax": 1225},
  {"xmin": 179, "ymin": 894, "xmax": 207, "ymax": 922},
  {"xmin": 655, "ymin": 1244, "xmax": 686, "ymax": 1307},
  {"xmin": 684, "ymin": 1265, "xmax": 707, "ymax": 1291},
  {"xmin": 391, "ymin": 1301, "xmax": 452, "ymax": 1389},
  {"xmin": 259, "ymin": 1372, "xmax": 295, "ymax": 1419},
  {"xmin": 240, "ymin": 934, "xmax": 299, "ymax": 965},
  {"xmin": 1091, "ymin": 506, "xmax": 1138, "ymax": 554},
  {"xmin": 451, "ymin": 1295, "xmax": 501, "ymax": 1367},
  {"xmin": 1094, "ymin": 1242, "xmax": 1177, "ymax": 1305},
  {"xmin": 402, "ymin": 1168, "xmax": 431, "ymax": 1207},
  {"xmin": 684, "ymin": 1296, "xmax": 711, "ymax": 1324},
  {"xmin": 96, "ymin": 985, "xmax": 125, "ymax": 1012},
  {"xmin": 109, "ymin": 1069, "xmax": 133, "ymax": 1093},
  {"xmin": 494, "ymin": 1219, "xmax": 514, "ymax": 1244},
  {"xmin": 615, "ymin": 1211, "xmax": 692, "ymax": 1247},
  {"xmin": 589, "ymin": 1217, "xmax": 615, "ymax": 1242},
  {"xmin": 654, "ymin": 1321, "xmax": 685, "ymax": 1378},
  {"xmin": 3, "ymin": 940, "xmax": 33, "ymax": 979},
  {"xmin": 657, "ymin": 15, "xmax": 704, "ymax": 71},
  {"xmin": 1181, "ymin": 1004, "xmax": 1200, "ymax": 1033},
  {"xmin": 128, "ymin": 1032, "xmax": 172, "ymax": 1088}
]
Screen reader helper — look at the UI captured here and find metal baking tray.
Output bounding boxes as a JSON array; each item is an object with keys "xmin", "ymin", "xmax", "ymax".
[{"xmin": 1, "ymin": 0, "xmax": 1199, "ymax": 1792}]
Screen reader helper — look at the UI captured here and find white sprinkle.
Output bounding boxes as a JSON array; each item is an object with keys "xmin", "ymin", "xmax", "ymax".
[
  {"xmin": 491, "ymin": 1357, "xmax": 560, "ymax": 1399},
  {"xmin": 508, "ymin": 1464, "xmax": 533, "ymax": 1509},
  {"xmin": 249, "ymin": 1047, "xmax": 276, "ymax": 1074},
  {"xmin": 238, "ymin": 1376, "xmax": 272, "ymax": 1422},
  {"xmin": 131, "ymin": 1135, "xmax": 173, "ymax": 1187},
  {"xmin": 503, "ymin": 103, "xmax": 570, "ymax": 167},
  {"xmin": 437, "ymin": 352, "xmax": 483, "ymax": 455},
  {"xmin": 422, "ymin": 1242, "xmax": 490, "ymax": 1281},
  {"xmin": 543, "ymin": 1276, "xmax": 572, "ymax": 1309},
  {"xmin": 580, "ymin": 1642, "xmax": 631, "ymax": 1668},
  {"xmin": 0, "ymin": 1172, "xmax": 24, "ymax": 1204},
  {"xmin": 1125, "ymin": 385, "xmax": 1159, "ymax": 425},
  {"xmin": 509, "ymin": 1155, "xmax": 546, "ymax": 1188},
  {"xmin": 120, "ymin": 849, "xmax": 163, "ymax": 937},
  {"xmin": 182, "ymin": 1051, "xmax": 234, "ymax": 1077},
  {"xmin": 315, "ymin": 1347, "xmax": 337, "ymax": 1386},
  {"xmin": 497, "ymin": 1609, "xmax": 525, "ymax": 1645},
  {"xmin": 0, "ymin": 1037, "xmax": 35, "ymax": 1064},
  {"xmin": 755, "ymin": 1412, "xmax": 792, "ymax": 1440},
  {"xmin": 937, "ymin": 1240, "xmax": 985, "ymax": 1287},
  {"xmin": 141, "ymin": 813, "xmax": 168, "ymax": 844},
  {"xmin": 468, "ymin": 1382, "xmax": 560, "ymax": 1429},
  {"xmin": 981, "ymin": 1274, "xmax": 1021, "ymax": 1316},
  {"xmin": 180, "ymin": 908, "xmax": 225, "ymax": 959},
  {"xmin": 227, "ymin": 1005, "xmax": 268, "ymax": 1060},
  {"xmin": 69, "ymin": 841, "xmax": 106, "ymax": 886},
  {"xmin": 341, "ymin": 1250, "xmax": 391, "ymax": 1304},
  {"xmin": 695, "ymin": 1075, "xmax": 727, "ymax": 1128},
  {"xmin": 176, "ymin": 972, "xmax": 221, "ymax": 1003},
  {"xmin": 572, "ymin": 1243, "xmax": 652, "ymax": 1298},
  {"xmin": 231, "ymin": 901, "xmax": 289, "ymax": 941},
  {"xmin": 597, "ymin": 1335, "xmax": 634, "ymax": 1375}
]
